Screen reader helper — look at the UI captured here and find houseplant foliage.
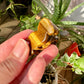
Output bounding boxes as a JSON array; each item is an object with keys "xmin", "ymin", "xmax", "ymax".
[
  {"xmin": 19, "ymin": 0, "xmax": 84, "ymax": 83},
  {"xmin": 0, "ymin": 0, "xmax": 84, "ymax": 83},
  {"xmin": 20, "ymin": 0, "xmax": 84, "ymax": 74},
  {"xmin": 0, "ymin": 0, "xmax": 32, "ymax": 43},
  {"xmin": 6, "ymin": 0, "xmax": 32, "ymax": 18}
]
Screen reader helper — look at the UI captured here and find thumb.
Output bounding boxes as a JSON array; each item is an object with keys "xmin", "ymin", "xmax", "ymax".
[{"xmin": 0, "ymin": 39, "xmax": 29, "ymax": 84}]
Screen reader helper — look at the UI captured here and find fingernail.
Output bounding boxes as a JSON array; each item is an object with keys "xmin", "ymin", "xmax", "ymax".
[{"xmin": 12, "ymin": 39, "xmax": 29, "ymax": 61}]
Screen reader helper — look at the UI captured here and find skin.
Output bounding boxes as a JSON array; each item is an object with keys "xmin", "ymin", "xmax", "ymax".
[{"xmin": 0, "ymin": 29, "xmax": 58, "ymax": 84}]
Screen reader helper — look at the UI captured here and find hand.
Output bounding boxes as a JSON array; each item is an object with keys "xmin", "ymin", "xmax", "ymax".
[{"xmin": 0, "ymin": 29, "xmax": 58, "ymax": 84}]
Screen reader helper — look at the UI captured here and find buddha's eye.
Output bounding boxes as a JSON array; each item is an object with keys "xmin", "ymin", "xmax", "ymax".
[{"xmin": 28, "ymin": 18, "xmax": 58, "ymax": 55}]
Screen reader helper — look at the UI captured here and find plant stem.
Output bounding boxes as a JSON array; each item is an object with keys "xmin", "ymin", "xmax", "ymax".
[
  {"xmin": 33, "ymin": 0, "xmax": 51, "ymax": 18},
  {"xmin": 60, "ymin": 2, "xmax": 84, "ymax": 20}
]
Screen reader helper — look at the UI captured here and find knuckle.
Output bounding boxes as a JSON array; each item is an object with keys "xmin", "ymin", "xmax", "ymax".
[{"xmin": 0, "ymin": 58, "xmax": 21, "ymax": 78}]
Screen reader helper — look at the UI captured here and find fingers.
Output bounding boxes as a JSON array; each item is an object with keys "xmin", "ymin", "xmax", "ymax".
[
  {"xmin": 16, "ymin": 45, "xmax": 58, "ymax": 84},
  {"xmin": 23, "ymin": 57, "xmax": 46, "ymax": 84},
  {"xmin": 0, "ymin": 29, "xmax": 33, "ymax": 62},
  {"xmin": 0, "ymin": 39, "xmax": 30, "ymax": 84},
  {"xmin": 27, "ymin": 45, "xmax": 58, "ymax": 84},
  {"xmin": 37, "ymin": 44, "xmax": 58, "ymax": 65}
]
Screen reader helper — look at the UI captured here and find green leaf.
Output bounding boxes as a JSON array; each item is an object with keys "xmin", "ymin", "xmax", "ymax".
[
  {"xmin": 9, "ymin": 0, "xmax": 13, "ymax": 2},
  {"xmin": 59, "ymin": 0, "xmax": 63, "ymax": 16},
  {"xmin": 68, "ymin": 30, "xmax": 84, "ymax": 43},
  {"xmin": 33, "ymin": 0, "xmax": 51, "ymax": 18},
  {"xmin": 56, "ymin": 59, "xmax": 66, "ymax": 67},
  {"xmin": 61, "ymin": 53, "xmax": 70, "ymax": 62},
  {"xmin": 73, "ymin": 57, "xmax": 84, "ymax": 74},
  {"xmin": 32, "ymin": 1, "xmax": 41, "ymax": 15},
  {"xmin": 56, "ymin": 53, "xmax": 70, "ymax": 67},
  {"xmin": 59, "ymin": 0, "xmax": 71, "ymax": 19},
  {"xmin": 57, "ymin": 21, "xmax": 84, "ymax": 26},
  {"xmin": 76, "ymin": 57, "xmax": 84, "ymax": 71},
  {"xmin": 63, "ymin": 2, "xmax": 84, "ymax": 19},
  {"xmin": 6, "ymin": 2, "xmax": 17, "ymax": 18},
  {"xmin": 14, "ymin": 4, "xmax": 25, "ymax": 7},
  {"xmin": 56, "ymin": 53, "xmax": 84, "ymax": 75},
  {"xmin": 75, "ymin": 68, "xmax": 82, "ymax": 74},
  {"xmin": 55, "ymin": 53, "xmax": 60, "ymax": 59},
  {"xmin": 69, "ymin": 53, "xmax": 80, "ymax": 64},
  {"xmin": 19, "ymin": 15, "xmax": 40, "ymax": 31},
  {"xmin": 51, "ymin": 0, "xmax": 59, "ymax": 23}
]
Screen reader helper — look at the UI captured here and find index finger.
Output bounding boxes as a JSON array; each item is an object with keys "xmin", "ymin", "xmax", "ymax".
[{"xmin": 0, "ymin": 29, "xmax": 33, "ymax": 62}]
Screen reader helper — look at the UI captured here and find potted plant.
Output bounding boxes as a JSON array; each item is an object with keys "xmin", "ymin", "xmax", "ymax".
[{"xmin": 19, "ymin": 0, "xmax": 84, "ymax": 83}]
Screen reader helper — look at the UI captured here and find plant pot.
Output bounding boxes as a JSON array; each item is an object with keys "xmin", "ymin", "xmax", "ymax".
[{"xmin": 40, "ymin": 64, "xmax": 68, "ymax": 84}]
